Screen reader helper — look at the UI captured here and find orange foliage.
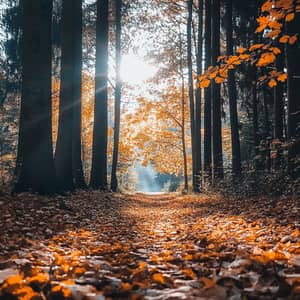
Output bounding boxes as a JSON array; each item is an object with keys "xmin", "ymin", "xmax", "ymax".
[{"xmin": 199, "ymin": 0, "xmax": 299, "ymax": 89}]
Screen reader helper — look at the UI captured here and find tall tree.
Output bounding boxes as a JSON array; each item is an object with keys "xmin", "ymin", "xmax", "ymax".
[
  {"xmin": 211, "ymin": 0, "xmax": 223, "ymax": 179},
  {"xmin": 204, "ymin": 0, "xmax": 212, "ymax": 180},
  {"xmin": 55, "ymin": 0, "xmax": 86, "ymax": 191},
  {"xmin": 90, "ymin": 0, "xmax": 109, "ymax": 190},
  {"xmin": 194, "ymin": 0, "xmax": 203, "ymax": 192},
  {"xmin": 225, "ymin": 0, "xmax": 241, "ymax": 176},
  {"xmin": 274, "ymin": 52, "xmax": 284, "ymax": 141},
  {"xmin": 179, "ymin": 30, "xmax": 189, "ymax": 191},
  {"xmin": 286, "ymin": 13, "xmax": 300, "ymax": 178},
  {"xmin": 111, "ymin": 0, "xmax": 122, "ymax": 192},
  {"xmin": 187, "ymin": 0, "xmax": 196, "ymax": 190},
  {"xmin": 14, "ymin": 0, "xmax": 56, "ymax": 194}
]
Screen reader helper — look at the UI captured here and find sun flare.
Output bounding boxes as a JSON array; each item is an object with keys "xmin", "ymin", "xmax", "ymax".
[{"xmin": 121, "ymin": 54, "xmax": 156, "ymax": 85}]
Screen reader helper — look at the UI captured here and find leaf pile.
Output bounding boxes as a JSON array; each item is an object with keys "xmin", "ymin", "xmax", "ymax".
[{"xmin": 0, "ymin": 191, "xmax": 299, "ymax": 299}]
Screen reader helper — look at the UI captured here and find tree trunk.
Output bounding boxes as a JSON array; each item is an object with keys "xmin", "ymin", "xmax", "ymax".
[
  {"xmin": 204, "ymin": 0, "xmax": 212, "ymax": 181},
  {"xmin": 55, "ymin": 0, "xmax": 86, "ymax": 192},
  {"xmin": 14, "ymin": 0, "xmax": 56, "ymax": 195},
  {"xmin": 187, "ymin": 0, "xmax": 196, "ymax": 190},
  {"xmin": 252, "ymin": 68, "xmax": 259, "ymax": 157},
  {"xmin": 72, "ymin": 0, "xmax": 86, "ymax": 189},
  {"xmin": 90, "ymin": 0, "xmax": 109, "ymax": 190},
  {"xmin": 286, "ymin": 13, "xmax": 300, "ymax": 178},
  {"xmin": 179, "ymin": 31, "xmax": 188, "ymax": 191},
  {"xmin": 225, "ymin": 0, "xmax": 241, "ymax": 177},
  {"xmin": 194, "ymin": 0, "xmax": 203, "ymax": 192},
  {"xmin": 211, "ymin": 0, "xmax": 223, "ymax": 180},
  {"xmin": 274, "ymin": 51, "xmax": 284, "ymax": 141},
  {"xmin": 111, "ymin": 0, "xmax": 122, "ymax": 192}
]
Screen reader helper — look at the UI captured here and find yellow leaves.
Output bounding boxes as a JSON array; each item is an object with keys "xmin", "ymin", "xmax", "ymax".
[
  {"xmin": 285, "ymin": 12, "xmax": 295, "ymax": 22},
  {"xmin": 249, "ymin": 44, "xmax": 264, "ymax": 51},
  {"xmin": 252, "ymin": 249, "xmax": 288, "ymax": 264},
  {"xmin": 261, "ymin": 0, "xmax": 272, "ymax": 12},
  {"xmin": 226, "ymin": 55, "xmax": 241, "ymax": 65},
  {"xmin": 215, "ymin": 77, "xmax": 225, "ymax": 84},
  {"xmin": 256, "ymin": 52, "xmax": 276, "ymax": 67},
  {"xmin": 184, "ymin": 254, "xmax": 193, "ymax": 260},
  {"xmin": 271, "ymin": 47, "xmax": 281, "ymax": 55},
  {"xmin": 182, "ymin": 268, "xmax": 197, "ymax": 279},
  {"xmin": 3, "ymin": 275, "xmax": 23, "ymax": 286},
  {"xmin": 277, "ymin": 73, "xmax": 287, "ymax": 82},
  {"xmin": 152, "ymin": 273, "xmax": 167, "ymax": 285},
  {"xmin": 51, "ymin": 284, "xmax": 72, "ymax": 298},
  {"xmin": 26, "ymin": 273, "xmax": 49, "ymax": 285},
  {"xmin": 219, "ymin": 68, "xmax": 228, "ymax": 78},
  {"xmin": 289, "ymin": 34, "xmax": 298, "ymax": 45},
  {"xmin": 237, "ymin": 47, "xmax": 247, "ymax": 54},
  {"xmin": 256, "ymin": 16, "xmax": 270, "ymax": 33},
  {"xmin": 199, "ymin": 79, "xmax": 211, "ymax": 88},
  {"xmin": 121, "ymin": 282, "xmax": 132, "ymax": 292},
  {"xmin": 279, "ymin": 35, "xmax": 290, "ymax": 43},
  {"xmin": 208, "ymin": 69, "xmax": 218, "ymax": 79},
  {"xmin": 138, "ymin": 261, "xmax": 147, "ymax": 270},
  {"xmin": 279, "ymin": 34, "xmax": 298, "ymax": 44},
  {"xmin": 239, "ymin": 54, "xmax": 250, "ymax": 61},
  {"xmin": 268, "ymin": 79, "xmax": 277, "ymax": 88},
  {"xmin": 12, "ymin": 286, "xmax": 38, "ymax": 300}
]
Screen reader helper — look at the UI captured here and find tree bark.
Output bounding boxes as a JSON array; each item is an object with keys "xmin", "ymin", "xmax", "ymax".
[
  {"xmin": 72, "ymin": 0, "xmax": 86, "ymax": 189},
  {"xmin": 194, "ymin": 0, "xmax": 203, "ymax": 192},
  {"xmin": 111, "ymin": 0, "xmax": 122, "ymax": 192},
  {"xmin": 187, "ymin": 0, "xmax": 196, "ymax": 190},
  {"xmin": 211, "ymin": 0, "xmax": 223, "ymax": 180},
  {"xmin": 252, "ymin": 68, "xmax": 259, "ymax": 157},
  {"xmin": 179, "ymin": 31, "xmax": 189, "ymax": 191},
  {"xmin": 204, "ymin": 0, "xmax": 212, "ymax": 181},
  {"xmin": 274, "ymin": 51, "xmax": 284, "ymax": 141},
  {"xmin": 14, "ymin": 0, "xmax": 56, "ymax": 195},
  {"xmin": 90, "ymin": 0, "xmax": 109, "ymax": 190},
  {"xmin": 225, "ymin": 0, "xmax": 241, "ymax": 177},
  {"xmin": 55, "ymin": 0, "xmax": 86, "ymax": 192},
  {"xmin": 286, "ymin": 12, "xmax": 300, "ymax": 178}
]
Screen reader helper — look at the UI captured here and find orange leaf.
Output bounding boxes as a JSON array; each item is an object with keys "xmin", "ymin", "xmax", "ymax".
[
  {"xmin": 200, "ymin": 79, "xmax": 211, "ymax": 88},
  {"xmin": 249, "ymin": 43, "xmax": 264, "ymax": 51},
  {"xmin": 215, "ymin": 77, "xmax": 225, "ymax": 84},
  {"xmin": 152, "ymin": 273, "xmax": 166, "ymax": 285},
  {"xmin": 271, "ymin": 47, "xmax": 281, "ymax": 55},
  {"xmin": 261, "ymin": 1, "xmax": 272, "ymax": 12},
  {"xmin": 285, "ymin": 13, "xmax": 295, "ymax": 22},
  {"xmin": 200, "ymin": 277, "xmax": 217, "ymax": 289},
  {"xmin": 237, "ymin": 47, "xmax": 247, "ymax": 54},
  {"xmin": 289, "ymin": 34, "xmax": 298, "ymax": 45},
  {"xmin": 277, "ymin": 73, "xmax": 287, "ymax": 82},
  {"xmin": 279, "ymin": 35, "xmax": 290, "ymax": 43},
  {"xmin": 256, "ymin": 52, "xmax": 276, "ymax": 67},
  {"xmin": 268, "ymin": 79, "xmax": 277, "ymax": 88}
]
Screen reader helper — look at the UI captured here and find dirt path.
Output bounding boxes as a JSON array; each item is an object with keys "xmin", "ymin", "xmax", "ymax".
[{"xmin": 0, "ymin": 191, "xmax": 299, "ymax": 299}]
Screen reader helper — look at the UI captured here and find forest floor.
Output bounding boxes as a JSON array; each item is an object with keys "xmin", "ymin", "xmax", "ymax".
[{"xmin": 0, "ymin": 191, "xmax": 299, "ymax": 300}]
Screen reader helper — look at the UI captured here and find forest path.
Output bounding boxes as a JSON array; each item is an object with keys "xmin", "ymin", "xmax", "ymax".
[{"xmin": 0, "ymin": 191, "xmax": 299, "ymax": 299}]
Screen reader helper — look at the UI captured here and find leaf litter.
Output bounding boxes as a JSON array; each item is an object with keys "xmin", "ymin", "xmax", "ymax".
[{"xmin": 0, "ymin": 191, "xmax": 299, "ymax": 299}]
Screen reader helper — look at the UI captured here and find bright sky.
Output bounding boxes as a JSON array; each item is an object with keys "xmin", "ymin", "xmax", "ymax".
[{"xmin": 121, "ymin": 54, "xmax": 157, "ymax": 86}]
